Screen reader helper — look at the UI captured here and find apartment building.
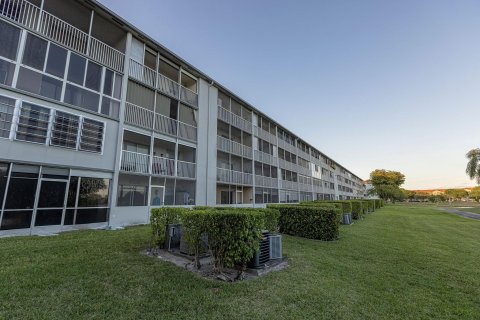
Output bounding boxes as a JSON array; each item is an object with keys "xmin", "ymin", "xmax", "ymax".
[{"xmin": 0, "ymin": 0, "xmax": 365, "ymax": 236}]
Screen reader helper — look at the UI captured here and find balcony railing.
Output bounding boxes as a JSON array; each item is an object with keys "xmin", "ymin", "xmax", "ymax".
[
  {"xmin": 124, "ymin": 102, "xmax": 197, "ymax": 142},
  {"xmin": 254, "ymin": 126, "xmax": 276, "ymax": 144},
  {"xmin": 0, "ymin": 0, "xmax": 125, "ymax": 72},
  {"xmin": 120, "ymin": 150, "xmax": 149, "ymax": 174},
  {"xmin": 299, "ymin": 183, "xmax": 312, "ymax": 192},
  {"xmin": 216, "ymin": 168, "xmax": 252, "ymax": 185},
  {"xmin": 297, "ymin": 148, "xmax": 311, "ymax": 161},
  {"xmin": 217, "ymin": 106, "xmax": 252, "ymax": 133},
  {"xmin": 278, "ymin": 158, "xmax": 297, "ymax": 172},
  {"xmin": 255, "ymin": 175, "xmax": 278, "ymax": 188},
  {"xmin": 254, "ymin": 150, "xmax": 278, "ymax": 166},
  {"xmin": 152, "ymin": 156, "xmax": 174, "ymax": 176},
  {"xmin": 177, "ymin": 160, "xmax": 196, "ymax": 179},
  {"xmin": 297, "ymin": 165, "xmax": 311, "ymax": 176},
  {"xmin": 216, "ymin": 136, "xmax": 252, "ymax": 158},
  {"xmin": 128, "ymin": 59, "xmax": 198, "ymax": 107},
  {"xmin": 277, "ymin": 138, "xmax": 296, "ymax": 153},
  {"xmin": 280, "ymin": 180, "xmax": 298, "ymax": 191}
]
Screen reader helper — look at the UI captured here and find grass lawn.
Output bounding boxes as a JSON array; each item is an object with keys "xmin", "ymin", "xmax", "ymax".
[{"xmin": 1, "ymin": 206, "xmax": 479, "ymax": 319}]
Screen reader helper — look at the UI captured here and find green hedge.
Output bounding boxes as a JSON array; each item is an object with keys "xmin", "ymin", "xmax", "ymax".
[
  {"xmin": 350, "ymin": 201, "xmax": 364, "ymax": 220},
  {"xmin": 277, "ymin": 205, "xmax": 341, "ymax": 241},
  {"xmin": 150, "ymin": 207, "xmax": 190, "ymax": 247}
]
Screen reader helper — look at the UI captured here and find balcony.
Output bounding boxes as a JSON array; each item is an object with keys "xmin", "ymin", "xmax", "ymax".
[
  {"xmin": 217, "ymin": 106, "xmax": 252, "ymax": 133},
  {"xmin": 152, "ymin": 156, "xmax": 174, "ymax": 176},
  {"xmin": 297, "ymin": 148, "xmax": 311, "ymax": 161},
  {"xmin": 277, "ymin": 138, "xmax": 296, "ymax": 154},
  {"xmin": 120, "ymin": 150, "xmax": 150, "ymax": 174},
  {"xmin": 216, "ymin": 168, "xmax": 253, "ymax": 185},
  {"xmin": 254, "ymin": 126, "xmax": 276, "ymax": 144},
  {"xmin": 254, "ymin": 150, "xmax": 278, "ymax": 166},
  {"xmin": 278, "ymin": 158, "xmax": 297, "ymax": 172},
  {"xmin": 0, "ymin": 0, "xmax": 125, "ymax": 72},
  {"xmin": 255, "ymin": 175, "xmax": 278, "ymax": 189},
  {"xmin": 217, "ymin": 136, "xmax": 252, "ymax": 159},
  {"xmin": 177, "ymin": 160, "xmax": 196, "ymax": 179},
  {"xmin": 297, "ymin": 165, "xmax": 311, "ymax": 176},
  {"xmin": 128, "ymin": 59, "xmax": 198, "ymax": 107},
  {"xmin": 299, "ymin": 183, "xmax": 312, "ymax": 192},
  {"xmin": 280, "ymin": 180, "xmax": 298, "ymax": 191},
  {"xmin": 124, "ymin": 102, "xmax": 197, "ymax": 142}
]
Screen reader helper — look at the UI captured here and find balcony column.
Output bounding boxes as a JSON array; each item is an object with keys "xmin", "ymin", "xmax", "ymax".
[
  {"xmin": 86, "ymin": 10, "xmax": 94, "ymax": 54},
  {"xmin": 109, "ymin": 32, "xmax": 132, "ymax": 226},
  {"xmin": 36, "ymin": 0, "xmax": 44, "ymax": 32}
]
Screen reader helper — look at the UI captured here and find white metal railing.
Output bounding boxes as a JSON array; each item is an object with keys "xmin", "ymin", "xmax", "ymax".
[
  {"xmin": 297, "ymin": 165, "xmax": 311, "ymax": 176},
  {"xmin": 180, "ymin": 86, "xmax": 198, "ymax": 108},
  {"xmin": 124, "ymin": 102, "xmax": 154, "ymax": 130},
  {"xmin": 216, "ymin": 135, "xmax": 252, "ymax": 158},
  {"xmin": 217, "ymin": 167, "xmax": 230, "ymax": 183},
  {"xmin": 39, "ymin": 11, "xmax": 88, "ymax": 55},
  {"xmin": 0, "ymin": 0, "xmax": 40, "ymax": 30},
  {"xmin": 152, "ymin": 156, "xmax": 174, "ymax": 176},
  {"xmin": 217, "ymin": 106, "xmax": 230, "ymax": 123},
  {"xmin": 277, "ymin": 139, "xmax": 296, "ymax": 153},
  {"xmin": 217, "ymin": 135, "xmax": 230, "ymax": 153},
  {"xmin": 278, "ymin": 158, "xmax": 297, "ymax": 172},
  {"xmin": 280, "ymin": 180, "xmax": 298, "ymax": 191},
  {"xmin": 299, "ymin": 183, "xmax": 312, "ymax": 192},
  {"xmin": 154, "ymin": 113, "xmax": 177, "ymax": 136},
  {"xmin": 0, "ymin": 0, "xmax": 125, "ymax": 73},
  {"xmin": 177, "ymin": 160, "xmax": 196, "ymax": 179},
  {"xmin": 255, "ymin": 175, "xmax": 278, "ymax": 188},
  {"xmin": 216, "ymin": 168, "xmax": 252, "ymax": 185},
  {"xmin": 129, "ymin": 59, "xmax": 156, "ymax": 88},
  {"xmin": 178, "ymin": 121, "xmax": 197, "ymax": 142},
  {"xmin": 254, "ymin": 150, "xmax": 278, "ymax": 166},
  {"xmin": 297, "ymin": 148, "xmax": 311, "ymax": 161},
  {"xmin": 158, "ymin": 73, "xmax": 179, "ymax": 98},
  {"xmin": 120, "ymin": 150, "xmax": 150, "ymax": 174},
  {"xmin": 89, "ymin": 37, "xmax": 124, "ymax": 72},
  {"xmin": 231, "ymin": 112, "xmax": 252, "ymax": 133},
  {"xmin": 254, "ymin": 126, "xmax": 277, "ymax": 144}
]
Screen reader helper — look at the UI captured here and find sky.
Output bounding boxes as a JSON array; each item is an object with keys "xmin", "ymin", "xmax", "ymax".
[{"xmin": 99, "ymin": 0, "xmax": 480, "ymax": 190}]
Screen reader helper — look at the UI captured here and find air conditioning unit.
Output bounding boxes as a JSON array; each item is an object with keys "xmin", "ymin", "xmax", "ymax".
[
  {"xmin": 248, "ymin": 231, "xmax": 270, "ymax": 268},
  {"xmin": 269, "ymin": 234, "xmax": 282, "ymax": 260},
  {"xmin": 342, "ymin": 213, "xmax": 353, "ymax": 225},
  {"xmin": 164, "ymin": 224, "xmax": 182, "ymax": 251}
]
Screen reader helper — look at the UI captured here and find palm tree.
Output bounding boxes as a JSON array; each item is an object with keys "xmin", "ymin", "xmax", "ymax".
[{"xmin": 465, "ymin": 148, "xmax": 480, "ymax": 184}]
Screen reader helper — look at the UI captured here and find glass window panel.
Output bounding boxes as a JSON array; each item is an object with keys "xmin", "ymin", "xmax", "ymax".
[
  {"xmin": 151, "ymin": 186, "xmax": 164, "ymax": 206},
  {"xmin": 0, "ymin": 59, "xmax": 15, "ymax": 86},
  {"xmin": 22, "ymin": 34, "xmax": 47, "ymax": 70},
  {"xmin": 41, "ymin": 167, "xmax": 69, "ymax": 180},
  {"xmin": 126, "ymin": 81, "xmax": 154, "ymax": 110},
  {"xmin": 80, "ymin": 118, "xmax": 104, "ymax": 153},
  {"xmin": 50, "ymin": 111, "xmax": 79, "ymax": 149},
  {"xmin": 0, "ymin": 210, "xmax": 33, "ymax": 230},
  {"xmin": 117, "ymin": 185, "xmax": 148, "ymax": 206},
  {"xmin": 16, "ymin": 67, "xmax": 62, "ymax": 101},
  {"xmin": 164, "ymin": 178, "xmax": 175, "ymax": 205},
  {"xmin": 0, "ymin": 162, "xmax": 9, "ymax": 203},
  {"xmin": 175, "ymin": 180, "xmax": 195, "ymax": 205},
  {"xmin": 0, "ymin": 96, "xmax": 15, "ymax": 138},
  {"xmin": 67, "ymin": 177, "xmax": 79, "ymax": 207},
  {"xmin": 67, "ymin": 53, "xmax": 86, "ymax": 85},
  {"xmin": 4, "ymin": 175, "xmax": 38, "ymax": 210},
  {"xmin": 85, "ymin": 61, "xmax": 102, "ymax": 91},
  {"xmin": 75, "ymin": 208, "xmax": 108, "ymax": 224},
  {"xmin": 113, "ymin": 74, "xmax": 122, "ymax": 99},
  {"xmin": 64, "ymin": 84, "xmax": 100, "ymax": 112},
  {"xmin": 45, "ymin": 44, "xmax": 67, "ymax": 78},
  {"xmin": 100, "ymin": 97, "xmax": 120, "ymax": 119},
  {"xmin": 34, "ymin": 209, "xmax": 63, "ymax": 226},
  {"xmin": 77, "ymin": 178, "xmax": 110, "ymax": 207},
  {"xmin": 64, "ymin": 209, "xmax": 75, "ymax": 225},
  {"xmin": 103, "ymin": 69, "xmax": 113, "ymax": 96},
  {"xmin": 179, "ymin": 104, "xmax": 197, "ymax": 126},
  {"xmin": 0, "ymin": 20, "xmax": 20, "ymax": 60},
  {"xmin": 158, "ymin": 58, "xmax": 179, "ymax": 82},
  {"xmin": 37, "ymin": 181, "xmax": 67, "ymax": 208},
  {"xmin": 155, "ymin": 93, "xmax": 177, "ymax": 119},
  {"xmin": 15, "ymin": 102, "xmax": 50, "ymax": 144}
]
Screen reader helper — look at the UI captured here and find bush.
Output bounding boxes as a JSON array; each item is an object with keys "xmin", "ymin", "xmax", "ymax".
[
  {"xmin": 206, "ymin": 209, "xmax": 265, "ymax": 270},
  {"xmin": 181, "ymin": 209, "xmax": 210, "ymax": 268},
  {"xmin": 150, "ymin": 207, "xmax": 190, "ymax": 247},
  {"xmin": 263, "ymin": 208, "xmax": 280, "ymax": 233},
  {"xmin": 367, "ymin": 200, "xmax": 375, "ymax": 212},
  {"xmin": 277, "ymin": 206, "xmax": 341, "ymax": 241},
  {"xmin": 350, "ymin": 201, "xmax": 364, "ymax": 220}
]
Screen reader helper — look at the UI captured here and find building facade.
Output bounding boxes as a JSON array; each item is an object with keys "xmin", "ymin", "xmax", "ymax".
[{"xmin": 0, "ymin": 0, "xmax": 365, "ymax": 236}]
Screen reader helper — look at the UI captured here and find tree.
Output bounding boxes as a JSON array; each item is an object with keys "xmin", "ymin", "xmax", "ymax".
[
  {"xmin": 469, "ymin": 187, "xmax": 480, "ymax": 202},
  {"xmin": 465, "ymin": 148, "xmax": 480, "ymax": 184},
  {"xmin": 445, "ymin": 189, "xmax": 468, "ymax": 201},
  {"xmin": 369, "ymin": 169, "xmax": 406, "ymax": 202}
]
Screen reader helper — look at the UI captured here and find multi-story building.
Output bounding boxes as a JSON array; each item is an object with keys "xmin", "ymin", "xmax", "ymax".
[{"xmin": 0, "ymin": 0, "xmax": 365, "ymax": 236}]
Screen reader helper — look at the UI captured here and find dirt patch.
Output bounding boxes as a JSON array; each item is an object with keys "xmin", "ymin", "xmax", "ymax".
[{"xmin": 142, "ymin": 249, "xmax": 288, "ymax": 282}]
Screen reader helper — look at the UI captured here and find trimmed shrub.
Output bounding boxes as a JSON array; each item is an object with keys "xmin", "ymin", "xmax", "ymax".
[
  {"xmin": 367, "ymin": 200, "xmax": 375, "ymax": 212},
  {"xmin": 263, "ymin": 208, "xmax": 280, "ymax": 233},
  {"xmin": 181, "ymin": 209, "xmax": 210, "ymax": 268},
  {"xmin": 350, "ymin": 201, "xmax": 363, "ymax": 220},
  {"xmin": 206, "ymin": 209, "xmax": 265, "ymax": 270},
  {"xmin": 150, "ymin": 207, "xmax": 190, "ymax": 247},
  {"xmin": 277, "ymin": 206, "xmax": 341, "ymax": 241}
]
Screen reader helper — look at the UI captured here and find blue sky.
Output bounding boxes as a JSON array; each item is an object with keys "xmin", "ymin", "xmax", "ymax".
[{"xmin": 100, "ymin": 0, "xmax": 480, "ymax": 189}]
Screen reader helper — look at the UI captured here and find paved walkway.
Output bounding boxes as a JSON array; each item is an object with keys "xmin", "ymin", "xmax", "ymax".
[{"xmin": 439, "ymin": 208, "xmax": 480, "ymax": 220}]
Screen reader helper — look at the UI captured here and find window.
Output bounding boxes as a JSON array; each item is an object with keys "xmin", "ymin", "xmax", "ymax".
[
  {"xmin": 77, "ymin": 178, "xmax": 110, "ymax": 207},
  {"xmin": 3, "ymin": 164, "xmax": 39, "ymax": 210},
  {"xmin": 15, "ymin": 102, "xmax": 50, "ymax": 144},
  {"xmin": 100, "ymin": 97, "xmax": 120, "ymax": 119},
  {"xmin": 0, "ymin": 96, "xmax": 15, "ymax": 138},
  {"xmin": 175, "ymin": 180, "xmax": 195, "ymax": 205},
  {"xmin": 0, "ymin": 59, "xmax": 15, "ymax": 86},
  {"xmin": 0, "ymin": 162, "xmax": 9, "ymax": 205},
  {"xmin": 67, "ymin": 53, "xmax": 86, "ymax": 85},
  {"xmin": 85, "ymin": 61, "xmax": 102, "ymax": 91},
  {"xmin": 156, "ymin": 93, "xmax": 177, "ymax": 119},
  {"xmin": 17, "ymin": 67, "xmax": 62, "ymax": 101},
  {"xmin": 22, "ymin": 34, "xmax": 48, "ymax": 70},
  {"xmin": 117, "ymin": 174, "xmax": 148, "ymax": 206},
  {"xmin": 45, "ymin": 44, "xmax": 67, "ymax": 78},
  {"xmin": 80, "ymin": 118, "xmax": 104, "ymax": 153},
  {"xmin": 103, "ymin": 69, "xmax": 114, "ymax": 96},
  {"xmin": 50, "ymin": 111, "xmax": 79, "ymax": 149},
  {"xmin": 179, "ymin": 104, "xmax": 197, "ymax": 126},
  {"xmin": 64, "ymin": 84, "xmax": 100, "ymax": 112},
  {"xmin": 0, "ymin": 20, "xmax": 20, "ymax": 60}
]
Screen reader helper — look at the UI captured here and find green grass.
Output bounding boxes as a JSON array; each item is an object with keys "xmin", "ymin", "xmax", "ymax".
[{"xmin": 1, "ymin": 205, "xmax": 479, "ymax": 319}]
